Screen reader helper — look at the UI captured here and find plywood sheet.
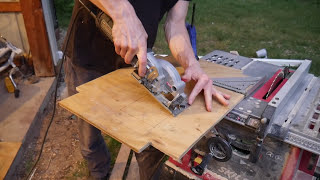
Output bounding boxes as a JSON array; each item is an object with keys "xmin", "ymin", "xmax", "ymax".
[
  {"xmin": 0, "ymin": 142, "xmax": 21, "ymax": 179},
  {"xmin": 59, "ymin": 61, "xmax": 244, "ymax": 159}
]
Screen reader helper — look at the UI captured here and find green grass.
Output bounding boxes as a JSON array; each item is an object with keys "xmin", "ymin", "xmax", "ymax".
[
  {"xmin": 55, "ymin": 0, "xmax": 319, "ymax": 75},
  {"xmin": 54, "ymin": 0, "xmax": 74, "ymax": 28},
  {"xmin": 154, "ymin": 0, "xmax": 320, "ymax": 75},
  {"xmin": 69, "ymin": 160, "xmax": 89, "ymax": 179},
  {"xmin": 104, "ymin": 135, "xmax": 122, "ymax": 167}
]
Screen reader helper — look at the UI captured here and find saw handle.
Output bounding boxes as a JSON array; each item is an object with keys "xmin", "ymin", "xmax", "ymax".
[
  {"xmin": 96, "ymin": 12, "xmax": 113, "ymax": 42},
  {"xmin": 96, "ymin": 12, "xmax": 139, "ymax": 67},
  {"xmin": 78, "ymin": 0, "xmax": 141, "ymax": 71}
]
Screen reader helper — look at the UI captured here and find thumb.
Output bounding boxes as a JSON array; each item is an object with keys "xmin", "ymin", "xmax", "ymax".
[{"xmin": 182, "ymin": 71, "xmax": 192, "ymax": 82}]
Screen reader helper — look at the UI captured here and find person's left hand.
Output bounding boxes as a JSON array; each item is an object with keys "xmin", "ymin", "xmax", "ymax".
[{"xmin": 181, "ymin": 62, "xmax": 231, "ymax": 111}]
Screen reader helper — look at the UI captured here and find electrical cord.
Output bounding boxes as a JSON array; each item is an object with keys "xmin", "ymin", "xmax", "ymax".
[{"xmin": 25, "ymin": 7, "xmax": 84, "ymax": 180}]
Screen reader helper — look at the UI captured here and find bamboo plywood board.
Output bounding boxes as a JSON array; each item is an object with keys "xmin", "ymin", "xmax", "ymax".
[
  {"xmin": 0, "ymin": 142, "xmax": 21, "ymax": 179},
  {"xmin": 59, "ymin": 62, "xmax": 244, "ymax": 159}
]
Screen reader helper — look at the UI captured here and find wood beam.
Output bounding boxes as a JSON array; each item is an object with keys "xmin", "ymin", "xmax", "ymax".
[
  {"xmin": 20, "ymin": 0, "xmax": 55, "ymax": 76},
  {"xmin": 0, "ymin": 2, "xmax": 21, "ymax": 12}
]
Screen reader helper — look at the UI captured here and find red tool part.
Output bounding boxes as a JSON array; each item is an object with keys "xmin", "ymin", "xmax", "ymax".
[{"xmin": 253, "ymin": 69, "xmax": 289, "ymax": 102}]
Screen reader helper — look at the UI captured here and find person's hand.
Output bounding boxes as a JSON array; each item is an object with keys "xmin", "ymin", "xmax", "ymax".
[
  {"xmin": 112, "ymin": 15, "xmax": 148, "ymax": 76},
  {"xmin": 182, "ymin": 62, "xmax": 231, "ymax": 111}
]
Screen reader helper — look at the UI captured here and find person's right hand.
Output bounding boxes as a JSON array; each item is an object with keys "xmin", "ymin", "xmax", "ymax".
[{"xmin": 112, "ymin": 14, "xmax": 148, "ymax": 76}]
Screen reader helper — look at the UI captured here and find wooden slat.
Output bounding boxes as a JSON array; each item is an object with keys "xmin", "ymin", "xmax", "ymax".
[
  {"xmin": 59, "ymin": 61, "xmax": 244, "ymax": 160},
  {"xmin": 110, "ymin": 144, "xmax": 131, "ymax": 180},
  {"xmin": 20, "ymin": 0, "xmax": 55, "ymax": 77},
  {"xmin": 126, "ymin": 154, "xmax": 140, "ymax": 180},
  {"xmin": 0, "ymin": 142, "xmax": 21, "ymax": 179},
  {"xmin": 0, "ymin": 2, "xmax": 21, "ymax": 12}
]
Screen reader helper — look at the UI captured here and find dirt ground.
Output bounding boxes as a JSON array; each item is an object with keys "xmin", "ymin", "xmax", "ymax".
[
  {"xmin": 14, "ymin": 77, "xmax": 89, "ymax": 179},
  {"xmin": 13, "ymin": 29, "xmax": 120, "ymax": 179}
]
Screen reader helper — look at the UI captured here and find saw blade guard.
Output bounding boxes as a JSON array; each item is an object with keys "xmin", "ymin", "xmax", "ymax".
[
  {"xmin": 145, "ymin": 53, "xmax": 186, "ymax": 96},
  {"xmin": 157, "ymin": 59, "xmax": 186, "ymax": 96},
  {"xmin": 135, "ymin": 52, "xmax": 189, "ymax": 116}
]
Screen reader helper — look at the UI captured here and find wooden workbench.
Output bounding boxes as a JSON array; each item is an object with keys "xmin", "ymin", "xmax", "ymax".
[{"xmin": 59, "ymin": 60, "xmax": 244, "ymax": 160}]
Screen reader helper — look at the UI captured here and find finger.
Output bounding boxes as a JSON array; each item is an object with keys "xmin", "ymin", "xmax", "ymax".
[
  {"xmin": 216, "ymin": 89, "xmax": 231, "ymax": 100},
  {"xmin": 137, "ymin": 41, "xmax": 147, "ymax": 76},
  {"xmin": 222, "ymin": 93, "xmax": 231, "ymax": 100},
  {"xmin": 188, "ymin": 77, "xmax": 208, "ymax": 105},
  {"xmin": 204, "ymin": 84, "xmax": 212, "ymax": 111},
  {"xmin": 120, "ymin": 41, "xmax": 128, "ymax": 60},
  {"xmin": 120, "ymin": 48, "xmax": 128, "ymax": 59},
  {"xmin": 212, "ymin": 88, "xmax": 229, "ymax": 106},
  {"xmin": 114, "ymin": 40, "xmax": 121, "ymax": 55},
  {"xmin": 124, "ymin": 45, "xmax": 137, "ymax": 64}
]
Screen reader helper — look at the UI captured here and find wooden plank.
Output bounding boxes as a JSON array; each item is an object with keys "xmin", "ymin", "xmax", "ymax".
[
  {"xmin": 126, "ymin": 154, "xmax": 140, "ymax": 180},
  {"xmin": 0, "ymin": 13, "xmax": 30, "ymax": 53},
  {"xmin": 110, "ymin": 144, "xmax": 131, "ymax": 180},
  {"xmin": 59, "ymin": 62, "xmax": 244, "ymax": 160},
  {"xmin": 0, "ymin": 2, "xmax": 21, "ymax": 12},
  {"xmin": 0, "ymin": 142, "xmax": 21, "ymax": 179},
  {"xmin": 20, "ymin": 0, "xmax": 55, "ymax": 77}
]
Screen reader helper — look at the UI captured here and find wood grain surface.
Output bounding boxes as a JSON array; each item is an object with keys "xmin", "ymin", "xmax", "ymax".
[
  {"xmin": 0, "ymin": 142, "xmax": 21, "ymax": 179},
  {"xmin": 0, "ymin": 2, "xmax": 21, "ymax": 12},
  {"xmin": 59, "ymin": 60, "xmax": 244, "ymax": 159}
]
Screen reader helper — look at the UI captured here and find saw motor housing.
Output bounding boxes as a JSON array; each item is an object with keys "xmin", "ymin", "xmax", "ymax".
[{"xmin": 131, "ymin": 52, "xmax": 189, "ymax": 116}]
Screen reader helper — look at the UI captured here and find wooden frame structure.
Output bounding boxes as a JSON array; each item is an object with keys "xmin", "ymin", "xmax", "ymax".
[{"xmin": 0, "ymin": 0, "xmax": 55, "ymax": 76}]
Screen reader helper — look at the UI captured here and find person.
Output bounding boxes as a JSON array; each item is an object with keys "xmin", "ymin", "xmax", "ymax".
[{"xmin": 63, "ymin": 0, "xmax": 230, "ymax": 179}]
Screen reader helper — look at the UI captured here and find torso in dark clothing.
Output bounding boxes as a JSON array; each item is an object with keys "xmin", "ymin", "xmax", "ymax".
[
  {"xmin": 64, "ymin": 0, "xmax": 179, "ymax": 73},
  {"xmin": 128, "ymin": 0, "xmax": 178, "ymax": 48}
]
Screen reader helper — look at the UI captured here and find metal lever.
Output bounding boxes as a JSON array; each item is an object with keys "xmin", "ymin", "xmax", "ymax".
[{"xmin": 190, "ymin": 153, "xmax": 213, "ymax": 176}]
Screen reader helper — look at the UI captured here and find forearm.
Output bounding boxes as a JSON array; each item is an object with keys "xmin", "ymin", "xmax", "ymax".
[
  {"xmin": 89, "ymin": 0, "xmax": 136, "ymax": 22},
  {"xmin": 165, "ymin": 21, "xmax": 198, "ymax": 69},
  {"xmin": 89, "ymin": 0, "xmax": 148, "ymax": 76}
]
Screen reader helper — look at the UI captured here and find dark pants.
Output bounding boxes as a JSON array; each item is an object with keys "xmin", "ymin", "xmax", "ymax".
[{"xmin": 64, "ymin": 58, "xmax": 164, "ymax": 179}]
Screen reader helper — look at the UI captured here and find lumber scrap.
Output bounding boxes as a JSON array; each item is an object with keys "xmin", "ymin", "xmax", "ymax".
[
  {"xmin": 126, "ymin": 154, "xmax": 140, "ymax": 180},
  {"xmin": 110, "ymin": 144, "xmax": 131, "ymax": 180},
  {"xmin": 0, "ymin": 142, "xmax": 21, "ymax": 179},
  {"xmin": 0, "ymin": 2, "xmax": 21, "ymax": 12},
  {"xmin": 59, "ymin": 60, "xmax": 244, "ymax": 160}
]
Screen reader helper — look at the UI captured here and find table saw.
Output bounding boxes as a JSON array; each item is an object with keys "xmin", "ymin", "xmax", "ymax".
[{"xmin": 163, "ymin": 50, "xmax": 320, "ymax": 180}]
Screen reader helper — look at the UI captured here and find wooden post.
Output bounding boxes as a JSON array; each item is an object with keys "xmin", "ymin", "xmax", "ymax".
[
  {"xmin": 0, "ymin": 2, "xmax": 21, "ymax": 12},
  {"xmin": 20, "ymin": 0, "xmax": 55, "ymax": 77}
]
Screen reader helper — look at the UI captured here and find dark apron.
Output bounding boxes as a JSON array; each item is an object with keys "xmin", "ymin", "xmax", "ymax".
[{"xmin": 63, "ymin": 0, "xmax": 128, "ymax": 94}]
